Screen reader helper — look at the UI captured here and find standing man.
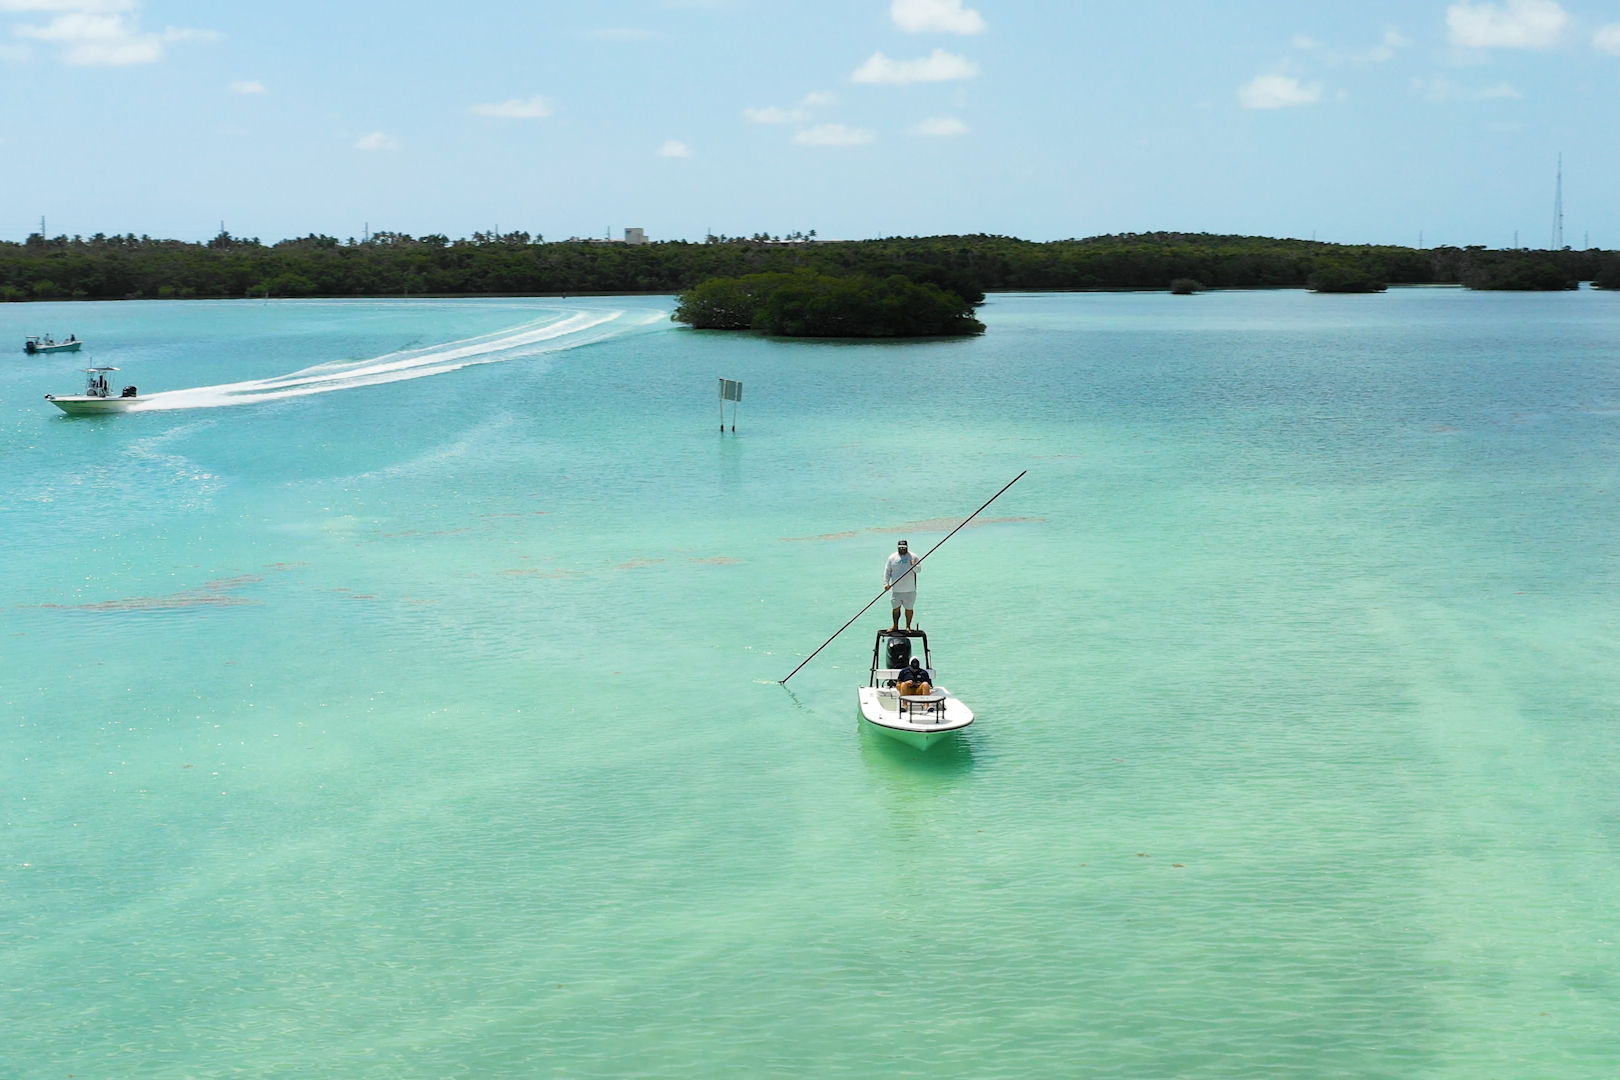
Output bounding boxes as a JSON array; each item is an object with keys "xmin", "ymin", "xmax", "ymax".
[{"xmin": 885, "ymin": 539, "xmax": 919, "ymax": 631}]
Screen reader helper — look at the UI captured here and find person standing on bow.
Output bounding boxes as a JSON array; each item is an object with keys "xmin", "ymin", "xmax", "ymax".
[{"xmin": 884, "ymin": 539, "xmax": 920, "ymax": 632}]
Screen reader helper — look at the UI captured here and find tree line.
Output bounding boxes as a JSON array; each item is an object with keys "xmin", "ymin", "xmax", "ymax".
[{"xmin": 3, "ymin": 229, "xmax": 1616, "ymax": 301}]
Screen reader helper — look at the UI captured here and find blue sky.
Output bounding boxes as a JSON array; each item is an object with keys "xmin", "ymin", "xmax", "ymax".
[{"xmin": 3, "ymin": 0, "xmax": 1619, "ymax": 246}]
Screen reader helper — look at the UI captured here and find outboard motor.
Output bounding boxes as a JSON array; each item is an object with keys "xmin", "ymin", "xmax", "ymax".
[
  {"xmin": 121, "ymin": 385, "xmax": 138, "ymax": 398},
  {"xmin": 885, "ymin": 635, "xmax": 912, "ymax": 670}
]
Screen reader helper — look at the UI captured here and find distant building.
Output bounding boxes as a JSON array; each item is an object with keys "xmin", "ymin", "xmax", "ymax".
[{"xmin": 624, "ymin": 228, "xmax": 647, "ymax": 245}]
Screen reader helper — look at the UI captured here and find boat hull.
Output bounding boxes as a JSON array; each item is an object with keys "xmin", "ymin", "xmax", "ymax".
[
  {"xmin": 46, "ymin": 395, "xmax": 141, "ymax": 415},
  {"xmin": 26, "ymin": 342, "xmax": 82, "ymax": 354},
  {"xmin": 858, "ymin": 687, "xmax": 973, "ymax": 751}
]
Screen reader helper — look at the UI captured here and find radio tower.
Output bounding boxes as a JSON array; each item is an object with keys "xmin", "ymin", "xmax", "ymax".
[{"xmin": 1552, "ymin": 153, "xmax": 1564, "ymax": 250}]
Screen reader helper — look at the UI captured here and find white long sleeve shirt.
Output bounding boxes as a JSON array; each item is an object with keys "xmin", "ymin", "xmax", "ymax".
[{"xmin": 885, "ymin": 551, "xmax": 919, "ymax": 591}]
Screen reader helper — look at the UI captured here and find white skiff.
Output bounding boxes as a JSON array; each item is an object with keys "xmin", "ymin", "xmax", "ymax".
[
  {"xmin": 46, "ymin": 367, "xmax": 143, "ymax": 415},
  {"xmin": 857, "ymin": 629, "xmax": 974, "ymax": 750}
]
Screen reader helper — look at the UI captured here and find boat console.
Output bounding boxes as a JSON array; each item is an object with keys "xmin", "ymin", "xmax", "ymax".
[{"xmin": 869, "ymin": 628, "xmax": 932, "ymax": 689}]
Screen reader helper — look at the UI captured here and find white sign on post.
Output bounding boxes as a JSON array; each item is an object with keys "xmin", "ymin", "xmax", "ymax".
[{"xmin": 718, "ymin": 378, "xmax": 742, "ymax": 431}]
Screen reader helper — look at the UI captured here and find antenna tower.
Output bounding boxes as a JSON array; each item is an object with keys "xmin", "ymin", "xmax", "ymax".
[{"xmin": 1552, "ymin": 153, "xmax": 1564, "ymax": 250}]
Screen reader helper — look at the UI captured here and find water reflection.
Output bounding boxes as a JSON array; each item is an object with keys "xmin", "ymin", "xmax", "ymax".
[
  {"xmin": 717, "ymin": 427, "xmax": 744, "ymax": 488},
  {"xmin": 856, "ymin": 711, "xmax": 976, "ymax": 780}
]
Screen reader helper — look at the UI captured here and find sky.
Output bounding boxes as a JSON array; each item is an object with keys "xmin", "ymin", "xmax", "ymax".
[{"xmin": 2, "ymin": 0, "xmax": 1619, "ymax": 247}]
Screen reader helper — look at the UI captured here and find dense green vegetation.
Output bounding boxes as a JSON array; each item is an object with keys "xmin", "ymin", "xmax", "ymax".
[
  {"xmin": 1594, "ymin": 252, "xmax": 1620, "ymax": 290},
  {"xmin": 672, "ymin": 270, "xmax": 984, "ymax": 337},
  {"xmin": 1306, "ymin": 262, "xmax": 1388, "ymax": 293},
  {"xmin": 1, "ymin": 229, "xmax": 1615, "ymax": 301}
]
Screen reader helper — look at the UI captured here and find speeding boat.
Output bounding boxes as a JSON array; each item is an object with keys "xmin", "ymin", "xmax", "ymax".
[
  {"xmin": 857, "ymin": 628, "xmax": 974, "ymax": 750},
  {"xmin": 24, "ymin": 334, "xmax": 82, "ymax": 354},
  {"xmin": 45, "ymin": 367, "xmax": 142, "ymax": 415}
]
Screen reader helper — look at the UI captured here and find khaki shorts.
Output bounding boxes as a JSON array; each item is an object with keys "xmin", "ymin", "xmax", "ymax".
[{"xmin": 890, "ymin": 590, "xmax": 916, "ymax": 611}]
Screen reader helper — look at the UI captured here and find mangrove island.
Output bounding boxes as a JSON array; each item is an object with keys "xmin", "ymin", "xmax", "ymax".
[{"xmin": 671, "ymin": 270, "xmax": 984, "ymax": 338}]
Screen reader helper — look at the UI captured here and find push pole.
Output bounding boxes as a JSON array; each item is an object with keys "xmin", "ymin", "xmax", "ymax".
[{"xmin": 779, "ymin": 470, "xmax": 1027, "ymax": 684}]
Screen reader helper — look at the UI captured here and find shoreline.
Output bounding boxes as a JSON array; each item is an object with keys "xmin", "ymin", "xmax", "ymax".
[{"xmin": 9, "ymin": 283, "xmax": 1612, "ymax": 305}]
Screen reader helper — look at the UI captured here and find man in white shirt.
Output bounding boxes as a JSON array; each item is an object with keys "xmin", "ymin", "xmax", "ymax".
[{"xmin": 884, "ymin": 539, "xmax": 919, "ymax": 631}]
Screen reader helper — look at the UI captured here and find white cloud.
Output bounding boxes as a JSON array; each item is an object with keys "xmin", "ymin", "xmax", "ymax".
[
  {"xmin": 1447, "ymin": 0, "xmax": 1566, "ymax": 49},
  {"xmin": 1361, "ymin": 28, "xmax": 1414, "ymax": 61},
  {"xmin": 0, "ymin": 41, "xmax": 28, "ymax": 60},
  {"xmin": 891, "ymin": 0, "xmax": 985, "ymax": 35},
  {"xmin": 1292, "ymin": 34, "xmax": 1320, "ymax": 49},
  {"xmin": 1237, "ymin": 74, "xmax": 1321, "ymax": 109},
  {"xmin": 913, "ymin": 115, "xmax": 969, "ymax": 136},
  {"xmin": 17, "ymin": 16, "xmax": 211, "ymax": 64},
  {"xmin": 1594, "ymin": 23, "xmax": 1620, "ymax": 54},
  {"xmin": 229, "ymin": 79, "xmax": 264, "ymax": 94},
  {"xmin": 657, "ymin": 139, "xmax": 693, "ymax": 157},
  {"xmin": 1413, "ymin": 74, "xmax": 1522, "ymax": 100},
  {"xmin": 470, "ymin": 95, "xmax": 555, "ymax": 119},
  {"xmin": 745, "ymin": 93, "xmax": 834, "ymax": 124},
  {"xmin": 355, "ymin": 131, "xmax": 400, "ymax": 151},
  {"xmin": 794, "ymin": 123, "xmax": 876, "ymax": 146},
  {"xmin": 7, "ymin": 2, "xmax": 212, "ymax": 65},
  {"xmin": 744, "ymin": 105, "xmax": 809, "ymax": 124},
  {"xmin": 851, "ymin": 48, "xmax": 978, "ymax": 84}
]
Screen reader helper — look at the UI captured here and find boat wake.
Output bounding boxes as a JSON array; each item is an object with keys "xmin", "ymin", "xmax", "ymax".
[{"xmin": 132, "ymin": 309, "xmax": 629, "ymax": 411}]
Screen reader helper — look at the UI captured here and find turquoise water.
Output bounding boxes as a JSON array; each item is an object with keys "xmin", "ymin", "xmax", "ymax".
[{"xmin": 3, "ymin": 290, "xmax": 1618, "ymax": 1076}]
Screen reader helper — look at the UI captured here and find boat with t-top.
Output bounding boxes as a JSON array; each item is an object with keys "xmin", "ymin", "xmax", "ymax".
[
  {"xmin": 45, "ymin": 368, "xmax": 142, "ymax": 414},
  {"xmin": 857, "ymin": 628, "xmax": 974, "ymax": 750}
]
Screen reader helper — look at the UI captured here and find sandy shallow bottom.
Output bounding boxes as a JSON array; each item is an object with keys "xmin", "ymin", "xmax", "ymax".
[{"xmin": 2, "ymin": 290, "xmax": 1618, "ymax": 1076}]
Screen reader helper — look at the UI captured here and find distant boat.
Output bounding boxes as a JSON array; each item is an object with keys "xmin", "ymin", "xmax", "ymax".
[
  {"xmin": 857, "ymin": 629, "xmax": 975, "ymax": 750},
  {"xmin": 45, "ymin": 367, "xmax": 142, "ymax": 415},
  {"xmin": 24, "ymin": 334, "xmax": 82, "ymax": 354}
]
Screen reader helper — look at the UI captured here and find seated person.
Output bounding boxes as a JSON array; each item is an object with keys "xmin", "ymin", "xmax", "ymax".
[{"xmin": 897, "ymin": 657, "xmax": 932, "ymax": 697}]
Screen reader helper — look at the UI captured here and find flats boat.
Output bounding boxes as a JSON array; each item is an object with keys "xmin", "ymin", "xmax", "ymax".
[
  {"xmin": 857, "ymin": 629, "xmax": 974, "ymax": 750},
  {"xmin": 25, "ymin": 334, "xmax": 82, "ymax": 354}
]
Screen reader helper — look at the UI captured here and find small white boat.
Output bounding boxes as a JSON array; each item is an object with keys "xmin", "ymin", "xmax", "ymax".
[
  {"xmin": 45, "ymin": 367, "xmax": 142, "ymax": 415},
  {"xmin": 857, "ymin": 629, "xmax": 974, "ymax": 750},
  {"xmin": 25, "ymin": 334, "xmax": 82, "ymax": 354}
]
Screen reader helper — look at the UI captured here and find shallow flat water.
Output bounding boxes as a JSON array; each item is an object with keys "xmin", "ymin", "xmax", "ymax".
[{"xmin": 2, "ymin": 290, "xmax": 1618, "ymax": 1076}]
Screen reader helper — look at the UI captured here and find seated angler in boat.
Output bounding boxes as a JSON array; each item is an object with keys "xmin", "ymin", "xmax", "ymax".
[{"xmin": 897, "ymin": 656, "xmax": 932, "ymax": 697}]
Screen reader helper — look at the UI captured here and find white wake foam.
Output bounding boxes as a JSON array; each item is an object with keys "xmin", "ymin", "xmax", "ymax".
[{"xmin": 133, "ymin": 309, "xmax": 625, "ymax": 411}]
